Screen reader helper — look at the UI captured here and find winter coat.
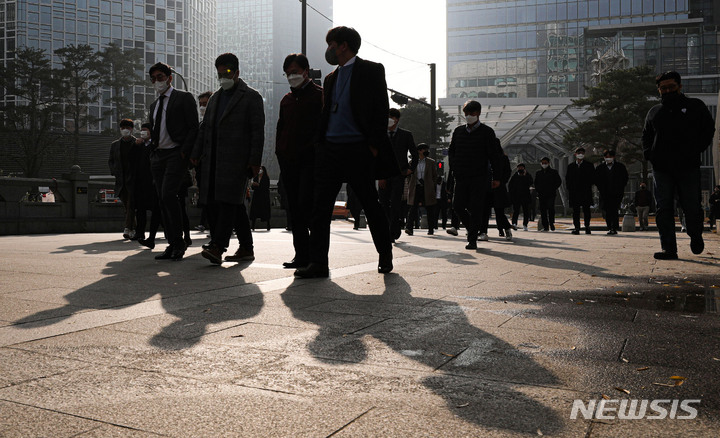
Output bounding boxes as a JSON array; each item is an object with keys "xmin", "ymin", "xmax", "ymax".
[
  {"xmin": 595, "ymin": 161, "xmax": 629, "ymax": 208},
  {"xmin": 408, "ymin": 157, "xmax": 439, "ymax": 206},
  {"xmin": 508, "ymin": 171, "xmax": 533, "ymax": 204},
  {"xmin": 566, "ymin": 160, "xmax": 595, "ymax": 206},
  {"xmin": 249, "ymin": 172, "xmax": 271, "ymax": 221},
  {"xmin": 534, "ymin": 167, "xmax": 562, "ymax": 198}
]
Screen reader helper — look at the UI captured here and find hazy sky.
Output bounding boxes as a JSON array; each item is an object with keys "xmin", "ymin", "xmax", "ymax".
[{"xmin": 330, "ymin": 1, "xmax": 447, "ymax": 102}]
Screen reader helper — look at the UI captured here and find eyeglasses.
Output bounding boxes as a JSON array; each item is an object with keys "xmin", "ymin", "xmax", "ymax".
[{"xmin": 150, "ymin": 73, "xmax": 167, "ymax": 83}]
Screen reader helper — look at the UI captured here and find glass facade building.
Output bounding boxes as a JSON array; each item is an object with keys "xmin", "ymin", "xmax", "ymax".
[
  {"xmin": 0, "ymin": 0, "xmax": 217, "ymax": 131},
  {"xmin": 217, "ymin": 0, "xmax": 333, "ymax": 178},
  {"xmin": 446, "ymin": 0, "xmax": 720, "ymax": 100}
]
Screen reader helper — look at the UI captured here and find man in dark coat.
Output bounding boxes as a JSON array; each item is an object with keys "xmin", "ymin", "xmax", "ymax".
[
  {"xmin": 109, "ymin": 118, "xmax": 137, "ymax": 240},
  {"xmin": 405, "ymin": 143, "xmax": 438, "ymax": 236},
  {"xmin": 634, "ymin": 182, "xmax": 653, "ymax": 231},
  {"xmin": 191, "ymin": 53, "xmax": 265, "ymax": 264},
  {"xmin": 642, "ymin": 71, "xmax": 715, "ymax": 259},
  {"xmin": 295, "ymin": 26, "xmax": 399, "ymax": 278},
  {"xmin": 380, "ymin": 108, "xmax": 418, "ymax": 240},
  {"xmin": 275, "ymin": 53, "xmax": 323, "ymax": 268},
  {"xmin": 479, "ymin": 139, "xmax": 513, "ymax": 241},
  {"xmin": 566, "ymin": 147, "xmax": 595, "ymax": 234},
  {"xmin": 508, "ymin": 163, "xmax": 534, "ymax": 231},
  {"xmin": 595, "ymin": 149, "xmax": 629, "ymax": 235},
  {"xmin": 448, "ymin": 99, "xmax": 502, "ymax": 249},
  {"xmin": 534, "ymin": 157, "xmax": 562, "ymax": 232},
  {"xmin": 147, "ymin": 62, "xmax": 199, "ymax": 261},
  {"xmin": 134, "ymin": 123, "xmax": 163, "ymax": 249}
]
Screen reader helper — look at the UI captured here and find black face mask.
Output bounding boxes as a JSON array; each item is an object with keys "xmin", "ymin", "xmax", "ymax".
[
  {"xmin": 518, "ymin": 170, "xmax": 525, "ymax": 175},
  {"xmin": 422, "ymin": 150, "xmax": 429, "ymax": 157},
  {"xmin": 661, "ymin": 91, "xmax": 682, "ymax": 106}
]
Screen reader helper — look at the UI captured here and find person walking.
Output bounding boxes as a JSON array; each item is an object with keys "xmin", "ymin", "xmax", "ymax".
[
  {"xmin": 294, "ymin": 26, "xmax": 398, "ymax": 278},
  {"xmin": 534, "ymin": 157, "xmax": 562, "ymax": 232},
  {"xmin": 191, "ymin": 53, "xmax": 265, "ymax": 265},
  {"xmin": 275, "ymin": 53, "xmax": 323, "ymax": 268},
  {"xmin": 508, "ymin": 163, "xmax": 533, "ymax": 231},
  {"xmin": 405, "ymin": 143, "xmax": 439, "ymax": 236},
  {"xmin": 566, "ymin": 147, "xmax": 595, "ymax": 235},
  {"xmin": 249, "ymin": 166, "xmax": 271, "ymax": 231},
  {"xmin": 635, "ymin": 182, "xmax": 652, "ymax": 231},
  {"xmin": 109, "ymin": 118, "xmax": 137, "ymax": 240},
  {"xmin": 595, "ymin": 149, "xmax": 628, "ymax": 235},
  {"xmin": 448, "ymin": 99, "xmax": 502, "ymax": 249},
  {"xmin": 380, "ymin": 108, "xmax": 418, "ymax": 240},
  {"xmin": 147, "ymin": 62, "xmax": 199, "ymax": 261},
  {"xmin": 134, "ymin": 123, "xmax": 163, "ymax": 249},
  {"xmin": 479, "ymin": 140, "xmax": 513, "ymax": 241},
  {"xmin": 642, "ymin": 71, "xmax": 715, "ymax": 259}
]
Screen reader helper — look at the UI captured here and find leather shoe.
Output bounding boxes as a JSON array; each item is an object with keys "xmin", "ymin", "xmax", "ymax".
[
  {"xmin": 170, "ymin": 248, "xmax": 185, "ymax": 261},
  {"xmin": 378, "ymin": 251, "xmax": 393, "ymax": 274},
  {"xmin": 294, "ymin": 263, "xmax": 329, "ymax": 278},
  {"xmin": 690, "ymin": 235, "xmax": 704, "ymax": 254},
  {"xmin": 201, "ymin": 244, "xmax": 224, "ymax": 265},
  {"xmin": 465, "ymin": 241, "xmax": 477, "ymax": 250},
  {"xmin": 283, "ymin": 259, "xmax": 308, "ymax": 269},
  {"xmin": 225, "ymin": 247, "xmax": 255, "ymax": 262},
  {"xmin": 654, "ymin": 250, "xmax": 678, "ymax": 260},
  {"xmin": 184, "ymin": 236, "xmax": 193, "ymax": 247},
  {"xmin": 138, "ymin": 238, "xmax": 155, "ymax": 249},
  {"xmin": 571, "ymin": 229, "xmax": 580, "ymax": 235},
  {"xmin": 155, "ymin": 247, "xmax": 174, "ymax": 260}
]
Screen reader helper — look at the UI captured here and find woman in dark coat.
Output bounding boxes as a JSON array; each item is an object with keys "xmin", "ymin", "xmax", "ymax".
[{"xmin": 249, "ymin": 166, "xmax": 271, "ymax": 230}]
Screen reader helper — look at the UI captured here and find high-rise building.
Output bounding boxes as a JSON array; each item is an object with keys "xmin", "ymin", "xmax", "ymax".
[
  {"xmin": 440, "ymin": 0, "xmax": 718, "ymax": 170},
  {"xmin": 217, "ymin": 0, "xmax": 333, "ymax": 179},
  {"xmin": 1, "ymin": 0, "xmax": 217, "ymax": 131}
]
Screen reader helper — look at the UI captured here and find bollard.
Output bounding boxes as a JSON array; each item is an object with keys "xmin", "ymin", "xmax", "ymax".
[
  {"xmin": 62, "ymin": 165, "xmax": 90, "ymax": 219},
  {"xmin": 621, "ymin": 214, "xmax": 636, "ymax": 232}
]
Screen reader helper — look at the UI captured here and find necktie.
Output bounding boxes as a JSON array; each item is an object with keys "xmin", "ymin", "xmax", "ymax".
[{"xmin": 153, "ymin": 95, "xmax": 165, "ymax": 147}]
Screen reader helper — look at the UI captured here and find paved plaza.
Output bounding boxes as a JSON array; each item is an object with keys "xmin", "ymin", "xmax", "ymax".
[{"xmin": 0, "ymin": 221, "xmax": 718, "ymax": 437}]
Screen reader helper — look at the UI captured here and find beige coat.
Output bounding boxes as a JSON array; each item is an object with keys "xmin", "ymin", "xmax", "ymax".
[{"xmin": 407, "ymin": 157, "xmax": 438, "ymax": 206}]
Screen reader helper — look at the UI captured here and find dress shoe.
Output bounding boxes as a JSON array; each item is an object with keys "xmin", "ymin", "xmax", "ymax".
[
  {"xmin": 155, "ymin": 247, "xmax": 174, "ymax": 260},
  {"xmin": 138, "ymin": 238, "xmax": 155, "ymax": 249},
  {"xmin": 585, "ymin": 228, "xmax": 592, "ymax": 234},
  {"xmin": 465, "ymin": 241, "xmax": 477, "ymax": 250},
  {"xmin": 446, "ymin": 227, "xmax": 458, "ymax": 236},
  {"xmin": 427, "ymin": 229, "xmax": 434, "ymax": 235},
  {"xmin": 404, "ymin": 228, "xmax": 413, "ymax": 236},
  {"xmin": 170, "ymin": 248, "xmax": 185, "ymax": 261},
  {"xmin": 654, "ymin": 250, "xmax": 678, "ymax": 260},
  {"xmin": 550, "ymin": 224, "xmax": 556, "ymax": 231},
  {"xmin": 184, "ymin": 236, "xmax": 193, "ymax": 247},
  {"xmin": 201, "ymin": 244, "xmax": 224, "ymax": 265},
  {"xmin": 690, "ymin": 235, "xmax": 704, "ymax": 255},
  {"xmin": 571, "ymin": 229, "xmax": 580, "ymax": 235},
  {"xmin": 294, "ymin": 263, "xmax": 329, "ymax": 278},
  {"xmin": 378, "ymin": 251, "xmax": 393, "ymax": 274},
  {"xmin": 225, "ymin": 247, "xmax": 255, "ymax": 262},
  {"xmin": 283, "ymin": 259, "xmax": 308, "ymax": 269}
]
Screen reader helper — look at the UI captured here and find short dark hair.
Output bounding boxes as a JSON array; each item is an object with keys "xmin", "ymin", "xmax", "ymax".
[
  {"xmin": 149, "ymin": 62, "xmax": 171, "ymax": 77},
  {"xmin": 215, "ymin": 53, "xmax": 239, "ymax": 72},
  {"xmin": 198, "ymin": 91, "xmax": 213, "ymax": 101},
  {"xmin": 575, "ymin": 147, "xmax": 585, "ymax": 154},
  {"xmin": 389, "ymin": 108, "xmax": 401, "ymax": 119},
  {"xmin": 283, "ymin": 53, "xmax": 309, "ymax": 72},
  {"xmin": 141, "ymin": 122, "xmax": 152, "ymax": 130},
  {"xmin": 417, "ymin": 143, "xmax": 429, "ymax": 151},
  {"xmin": 540, "ymin": 157, "xmax": 550, "ymax": 163},
  {"xmin": 119, "ymin": 118, "xmax": 134, "ymax": 128},
  {"xmin": 462, "ymin": 100, "xmax": 482, "ymax": 114},
  {"xmin": 603, "ymin": 149, "xmax": 616, "ymax": 157},
  {"xmin": 656, "ymin": 71, "xmax": 682, "ymax": 86},
  {"xmin": 517, "ymin": 163, "xmax": 525, "ymax": 168},
  {"xmin": 326, "ymin": 26, "xmax": 361, "ymax": 53}
]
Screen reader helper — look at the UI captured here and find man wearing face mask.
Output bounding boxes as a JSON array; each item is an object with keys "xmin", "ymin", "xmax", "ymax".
[
  {"xmin": 634, "ymin": 182, "xmax": 652, "ymax": 231},
  {"xmin": 133, "ymin": 123, "xmax": 163, "ymax": 248},
  {"xmin": 595, "ymin": 149, "xmax": 628, "ymax": 235},
  {"xmin": 198, "ymin": 91, "xmax": 212, "ymax": 121},
  {"xmin": 381, "ymin": 108, "xmax": 418, "ymax": 240},
  {"xmin": 642, "ymin": 71, "xmax": 715, "ymax": 259},
  {"xmin": 448, "ymin": 100, "xmax": 502, "ymax": 249},
  {"xmin": 405, "ymin": 143, "xmax": 438, "ymax": 236},
  {"xmin": 194, "ymin": 91, "xmax": 213, "ymax": 234},
  {"xmin": 147, "ymin": 62, "xmax": 199, "ymax": 261},
  {"xmin": 566, "ymin": 147, "xmax": 595, "ymax": 234},
  {"xmin": 294, "ymin": 26, "xmax": 398, "ymax": 278},
  {"xmin": 534, "ymin": 157, "xmax": 562, "ymax": 232},
  {"xmin": 191, "ymin": 53, "xmax": 264, "ymax": 265},
  {"xmin": 275, "ymin": 53, "xmax": 323, "ymax": 268},
  {"xmin": 108, "ymin": 118, "xmax": 137, "ymax": 240},
  {"xmin": 508, "ymin": 163, "xmax": 534, "ymax": 231}
]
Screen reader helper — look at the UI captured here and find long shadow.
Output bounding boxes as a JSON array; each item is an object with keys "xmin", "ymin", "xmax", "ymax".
[
  {"xmin": 394, "ymin": 241, "xmax": 478, "ymax": 266},
  {"xmin": 15, "ymin": 247, "xmax": 263, "ymax": 349},
  {"xmin": 480, "ymin": 248, "xmax": 625, "ymax": 279},
  {"xmin": 281, "ymin": 275, "xmax": 564, "ymax": 434}
]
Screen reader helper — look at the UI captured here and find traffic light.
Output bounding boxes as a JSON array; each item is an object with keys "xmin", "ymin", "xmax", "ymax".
[{"xmin": 437, "ymin": 161, "xmax": 444, "ymax": 176}]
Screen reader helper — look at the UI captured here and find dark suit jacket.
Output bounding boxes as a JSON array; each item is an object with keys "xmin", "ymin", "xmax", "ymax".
[
  {"xmin": 148, "ymin": 88, "xmax": 199, "ymax": 157},
  {"xmin": 320, "ymin": 57, "xmax": 399, "ymax": 179},
  {"xmin": 566, "ymin": 160, "xmax": 595, "ymax": 206},
  {"xmin": 595, "ymin": 161, "xmax": 629, "ymax": 208},
  {"xmin": 389, "ymin": 128, "xmax": 418, "ymax": 173}
]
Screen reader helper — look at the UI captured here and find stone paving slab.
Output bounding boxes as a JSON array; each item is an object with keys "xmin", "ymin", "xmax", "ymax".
[{"xmin": 0, "ymin": 225, "xmax": 719, "ymax": 436}]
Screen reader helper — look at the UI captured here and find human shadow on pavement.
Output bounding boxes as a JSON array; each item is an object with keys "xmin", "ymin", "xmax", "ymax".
[
  {"xmin": 480, "ymin": 248, "xmax": 625, "ymax": 279},
  {"xmin": 394, "ymin": 242, "xmax": 477, "ymax": 266},
  {"xmin": 281, "ymin": 275, "xmax": 565, "ymax": 434},
  {"xmin": 14, "ymin": 248, "xmax": 263, "ymax": 350}
]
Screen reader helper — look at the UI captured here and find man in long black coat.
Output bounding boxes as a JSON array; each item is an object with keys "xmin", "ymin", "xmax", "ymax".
[
  {"xmin": 595, "ymin": 149, "xmax": 628, "ymax": 235},
  {"xmin": 508, "ymin": 163, "xmax": 534, "ymax": 230},
  {"xmin": 295, "ymin": 26, "xmax": 399, "ymax": 278},
  {"xmin": 566, "ymin": 147, "xmax": 595, "ymax": 234},
  {"xmin": 534, "ymin": 157, "xmax": 562, "ymax": 231}
]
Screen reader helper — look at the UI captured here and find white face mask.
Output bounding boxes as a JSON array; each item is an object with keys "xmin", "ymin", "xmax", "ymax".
[
  {"xmin": 199, "ymin": 106, "xmax": 206, "ymax": 117},
  {"xmin": 219, "ymin": 77, "xmax": 235, "ymax": 90},
  {"xmin": 287, "ymin": 74, "xmax": 305, "ymax": 88},
  {"xmin": 541, "ymin": 163, "xmax": 548, "ymax": 169},
  {"xmin": 154, "ymin": 80, "xmax": 169, "ymax": 94},
  {"xmin": 388, "ymin": 118, "xmax": 396, "ymax": 128},
  {"xmin": 465, "ymin": 115, "xmax": 478, "ymax": 125},
  {"xmin": 576, "ymin": 154, "xmax": 585, "ymax": 160},
  {"xmin": 605, "ymin": 157, "xmax": 614, "ymax": 164},
  {"xmin": 140, "ymin": 131, "xmax": 150, "ymax": 140},
  {"xmin": 120, "ymin": 129, "xmax": 132, "ymax": 137}
]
